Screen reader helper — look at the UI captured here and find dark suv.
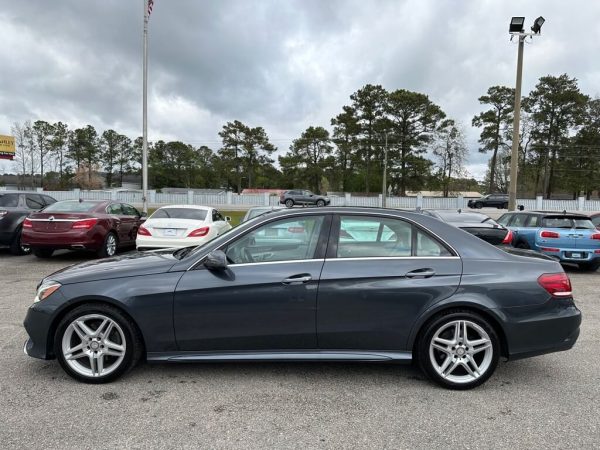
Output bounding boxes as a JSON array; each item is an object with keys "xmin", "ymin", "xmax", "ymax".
[
  {"xmin": 0, "ymin": 191, "xmax": 56, "ymax": 255},
  {"xmin": 468, "ymin": 194, "xmax": 509, "ymax": 209},
  {"xmin": 279, "ymin": 190, "xmax": 330, "ymax": 208}
]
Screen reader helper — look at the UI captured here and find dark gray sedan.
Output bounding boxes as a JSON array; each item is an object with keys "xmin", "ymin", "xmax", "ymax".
[{"xmin": 23, "ymin": 207, "xmax": 581, "ymax": 389}]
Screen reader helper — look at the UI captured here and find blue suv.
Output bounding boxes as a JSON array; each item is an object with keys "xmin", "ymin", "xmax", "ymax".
[{"xmin": 497, "ymin": 211, "xmax": 600, "ymax": 271}]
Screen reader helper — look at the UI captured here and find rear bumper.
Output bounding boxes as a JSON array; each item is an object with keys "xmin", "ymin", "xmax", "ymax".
[
  {"xmin": 501, "ymin": 298, "xmax": 582, "ymax": 360},
  {"xmin": 22, "ymin": 228, "xmax": 102, "ymax": 250},
  {"xmin": 536, "ymin": 246, "xmax": 600, "ymax": 263}
]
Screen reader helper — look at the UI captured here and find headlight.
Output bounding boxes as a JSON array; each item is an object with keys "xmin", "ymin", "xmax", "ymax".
[{"xmin": 34, "ymin": 281, "xmax": 61, "ymax": 303}]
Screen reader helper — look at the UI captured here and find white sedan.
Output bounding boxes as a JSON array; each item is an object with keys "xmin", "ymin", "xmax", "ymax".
[{"xmin": 136, "ymin": 205, "xmax": 232, "ymax": 250}]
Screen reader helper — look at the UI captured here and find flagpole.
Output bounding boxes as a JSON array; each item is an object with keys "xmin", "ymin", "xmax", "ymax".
[{"xmin": 142, "ymin": 0, "xmax": 149, "ymax": 214}]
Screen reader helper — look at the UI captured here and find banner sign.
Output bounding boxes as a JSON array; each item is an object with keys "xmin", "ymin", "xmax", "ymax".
[{"xmin": 0, "ymin": 135, "xmax": 15, "ymax": 160}]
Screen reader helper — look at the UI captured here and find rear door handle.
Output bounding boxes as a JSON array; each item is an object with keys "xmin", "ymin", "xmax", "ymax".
[
  {"xmin": 405, "ymin": 268, "xmax": 436, "ymax": 279},
  {"xmin": 282, "ymin": 274, "xmax": 312, "ymax": 285}
]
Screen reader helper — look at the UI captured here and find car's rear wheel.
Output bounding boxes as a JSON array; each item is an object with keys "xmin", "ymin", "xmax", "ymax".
[
  {"xmin": 501, "ymin": 202, "xmax": 508, "ymax": 209},
  {"xmin": 54, "ymin": 304, "xmax": 143, "ymax": 383},
  {"xmin": 316, "ymin": 199, "xmax": 325, "ymax": 207},
  {"xmin": 32, "ymin": 247, "xmax": 54, "ymax": 258},
  {"xmin": 10, "ymin": 229, "xmax": 31, "ymax": 256},
  {"xmin": 97, "ymin": 232, "xmax": 118, "ymax": 258},
  {"xmin": 579, "ymin": 260, "xmax": 600, "ymax": 272},
  {"xmin": 417, "ymin": 310, "xmax": 500, "ymax": 390},
  {"xmin": 285, "ymin": 199, "xmax": 294, "ymax": 208}
]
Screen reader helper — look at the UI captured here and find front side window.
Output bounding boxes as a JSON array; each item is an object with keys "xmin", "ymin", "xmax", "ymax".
[
  {"xmin": 25, "ymin": 195, "xmax": 44, "ymax": 210},
  {"xmin": 511, "ymin": 214, "xmax": 528, "ymax": 227},
  {"xmin": 497, "ymin": 214, "xmax": 512, "ymax": 226},
  {"xmin": 0, "ymin": 194, "xmax": 19, "ymax": 207},
  {"xmin": 107, "ymin": 204, "xmax": 123, "ymax": 215},
  {"xmin": 336, "ymin": 215, "xmax": 451, "ymax": 258},
  {"xmin": 226, "ymin": 216, "xmax": 324, "ymax": 264}
]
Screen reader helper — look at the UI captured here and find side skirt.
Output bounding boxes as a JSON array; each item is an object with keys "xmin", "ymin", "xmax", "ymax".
[{"xmin": 146, "ymin": 350, "xmax": 413, "ymax": 363}]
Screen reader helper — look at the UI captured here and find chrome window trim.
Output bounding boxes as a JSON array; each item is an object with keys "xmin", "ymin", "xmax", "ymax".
[
  {"xmin": 325, "ymin": 256, "xmax": 460, "ymax": 262},
  {"xmin": 186, "ymin": 209, "xmax": 460, "ymax": 271},
  {"xmin": 228, "ymin": 258, "xmax": 324, "ymax": 268}
]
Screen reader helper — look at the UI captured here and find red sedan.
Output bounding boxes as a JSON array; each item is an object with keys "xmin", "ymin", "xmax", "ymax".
[{"xmin": 22, "ymin": 200, "xmax": 145, "ymax": 258}]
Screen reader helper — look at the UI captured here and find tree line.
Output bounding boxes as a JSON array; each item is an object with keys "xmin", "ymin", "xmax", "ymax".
[{"xmin": 9, "ymin": 74, "xmax": 600, "ymax": 198}]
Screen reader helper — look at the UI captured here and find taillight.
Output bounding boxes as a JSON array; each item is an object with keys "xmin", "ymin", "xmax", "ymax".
[
  {"xmin": 72, "ymin": 218, "xmax": 98, "ymax": 229},
  {"xmin": 188, "ymin": 226, "xmax": 209, "ymax": 237},
  {"xmin": 23, "ymin": 218, "xmax": 33, "ymax": 228},
  {"xmin": 538, "ymin": 273, "xmax": 572, "ymax": 298},
  {"xmin": 591, "ymin": 233, "xmax": 600, "ymax": 240},
  {"xmin": 137, "ymin": 226, "xmax": 152, "ymax": 236},
  {"xmin": 540, "ymin": 230, "xmax": 560, "ymax": 238},
  {"xmin": 502, "ymin": 229, "xmax": 514, "ymax": 245},
  {"xmin": 287, "ymin": 226, "xmax": 305, "ymax": 233}
]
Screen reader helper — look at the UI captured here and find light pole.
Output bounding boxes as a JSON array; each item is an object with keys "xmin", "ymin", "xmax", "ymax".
[
  {"xmin": 507, "ymin": 16, "xmax": 545, "ymax": 211},
  {"xmin": 382, "ymin": 132, "xmax": 388, "ymax": 208}
]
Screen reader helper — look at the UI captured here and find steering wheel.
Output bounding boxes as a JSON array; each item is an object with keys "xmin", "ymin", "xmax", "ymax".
[{"xmin": 242, "ymin": 247, "xmax": 255, "ymax": 263}]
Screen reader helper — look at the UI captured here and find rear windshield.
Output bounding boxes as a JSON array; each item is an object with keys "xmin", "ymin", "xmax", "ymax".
[
  {"xmin": 150, "ymin": 208, "xmax": 207, "ymax": 221},
  {"xmin": 43, "ymin": 201, "xmax": 98, "ymax": 213},
  {"xmin": 541, "ymin": 217, "xmax": 595, "ymax": 229},
  {"xmin": 0, "ymin": 194, "xmax": 19, "ymax": 207}
]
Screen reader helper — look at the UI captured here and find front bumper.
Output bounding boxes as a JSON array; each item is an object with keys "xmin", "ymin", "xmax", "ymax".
[
  {"xmin": 23, "ymin": 303, "xmax": 56, "ymax": 360},
  {"xmin": 501, "ymin": 297, "xmax": 582, "ymax": 360}
]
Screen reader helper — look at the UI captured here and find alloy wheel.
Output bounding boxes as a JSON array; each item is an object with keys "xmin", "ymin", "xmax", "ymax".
[
  {"xmin": 61, "ymin": 314, "xmax": 126, "ymax": 378},
  {"xmin": 428, "ymin": 319, "xmax": 493, "ymax": 385},
  {"xmin": 106, "ymin": 234, "xmax": 117, "ymax": 256}
]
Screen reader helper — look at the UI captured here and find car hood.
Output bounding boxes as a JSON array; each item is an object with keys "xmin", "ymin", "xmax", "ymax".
[{"xmin": 45, "ymin": 249, "xmax": 180, "ymax": 285}]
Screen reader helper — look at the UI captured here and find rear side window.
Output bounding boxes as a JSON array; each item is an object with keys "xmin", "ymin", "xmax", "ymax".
[
  {"xmin": 497, "ymin": 214, "xmax": 512, "ymax": 226},
  {"xmin": 336, "ymin": 216, "xmax": 451, "ymax": 258},
  {"xmin": 25, "ymin": 194, "xmax": 44, "ymax": 210},
  {"xmin": 526, "ymin": 215, "xmax": 539, "ymax": 227},
  {"xmin": 150, "ymin": 208, "xmax": 207, "ymax": 221},
  {"xmin": 0, "ymin": 194, "xmax": 19, "ymax": 207},
  {"xmin": 511, "ymin": 214, "xmax": 528, "ymax": 227}
]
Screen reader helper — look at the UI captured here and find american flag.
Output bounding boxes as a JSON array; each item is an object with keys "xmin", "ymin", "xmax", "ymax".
[{"xmin": 148, "ymin": 0, "xmax": 154, "ymax": 17}]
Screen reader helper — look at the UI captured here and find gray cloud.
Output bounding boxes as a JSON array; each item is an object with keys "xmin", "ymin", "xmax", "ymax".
[{"xmin": 1, "ymin": 0, "xmax": 599, "ymax": 179}]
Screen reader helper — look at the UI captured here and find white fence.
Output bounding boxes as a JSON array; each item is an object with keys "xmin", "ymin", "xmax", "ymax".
[{"xmin": 28, "ymin": 189, "xmax": 600, "ymax": 212}]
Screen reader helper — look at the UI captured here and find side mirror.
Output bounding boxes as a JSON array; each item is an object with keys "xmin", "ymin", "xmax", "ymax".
[
  {"xmin": 204, "ymin": 250, "xmax": 228, "ymax": 271},
  {"xmin": 225, "ymin": 216, "xmax": 231, "ymax": 222}
]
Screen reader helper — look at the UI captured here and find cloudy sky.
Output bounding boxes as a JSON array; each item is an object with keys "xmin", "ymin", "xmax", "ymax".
[{"xmin": 1, "ymin": 0, "xmax": 599, "ymax": 179}]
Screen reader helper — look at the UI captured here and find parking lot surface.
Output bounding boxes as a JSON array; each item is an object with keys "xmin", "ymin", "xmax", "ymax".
[{"xmin": 1, "ymin": 249, "xmax": 599, "ymax": 449}]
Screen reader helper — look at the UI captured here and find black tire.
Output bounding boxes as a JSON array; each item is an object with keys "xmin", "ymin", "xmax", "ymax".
[
  {"xmin": 97, "ymin": 232, "xmax": 118, "ymax": 258},
  {"xmin": 579, "ymin": 260, "xmax": 600, "ymax": 272},
  {"xmin": 417, "ymin": 310, "xmax": 500, "ymax": 390},
  {"xmin": 9, "ymin": 229, "xmax": 31, "ymax": 256},
  {"xmin": 515, "ymin": 241, "xmax": 530, "ymax": 250},
  {"xmin": 316, "ymin": 199, "xmax": 325, "ymax": 207},
  {"xmin": 54, "ymin": 303, "xmax": 143, "ymax": 384},
  {"xmin": 474, "ymin": 202, "xmax": 483, "ymax": 209},
  {"xmin": 285, "ymin": 199, "xmax": 294, "ymax": 208},
  {"xmin": 32, "ymin": 247, "xmax": 54, "ymax": 258}
]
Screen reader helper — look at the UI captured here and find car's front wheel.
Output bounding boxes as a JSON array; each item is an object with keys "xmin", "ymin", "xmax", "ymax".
[
  {"xmin": 316, "ymin": 199, "xmax": 325, "ymax": 207},
  {"xmin": 417, "ymin": 310, "xmax": 500, "ymax": 390},
  {"xmin": 285, "ymin": 199, "xmax": 294, "ymax": 208},
  {"xmin": 54, "ymin": 304, "xmax": 143, "ymax": 383}
]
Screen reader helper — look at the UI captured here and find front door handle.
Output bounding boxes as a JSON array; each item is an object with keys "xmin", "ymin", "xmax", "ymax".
[
  {"xmin": 282, "ymin": 274, "xmax": 312, "ymax": 285},
  {"xmin": 405, "ymin": 268, "xmax": 436, "ymax": 279}
]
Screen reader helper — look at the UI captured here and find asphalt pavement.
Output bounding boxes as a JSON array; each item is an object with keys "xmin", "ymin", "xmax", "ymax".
[{"xmin": 1, "ymin": 248, "xmax": 599, "ymax": 449}]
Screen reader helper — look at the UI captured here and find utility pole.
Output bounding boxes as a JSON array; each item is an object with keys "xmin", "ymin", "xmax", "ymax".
[
  {"xmin": 142, "ymin": 0, "xmax": 149, "ymax": 214},
  {"xmin": 508, "ymin": 16, "xmax": 544, "ymax": 211},
  {"xmin": 382, "ymin": 132, "xmax": 388, "ymax": 208},
  {"xmin": 508, "ymin": 35, "xmax": 524, "ymax": 211}
]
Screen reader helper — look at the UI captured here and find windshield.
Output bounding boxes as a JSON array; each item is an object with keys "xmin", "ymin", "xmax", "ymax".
[
  {"xmin": 541, "ymin": 217, "xmax": 595, "ymax": 229},
  {"xmin": 0, "ymin": 194, "xmax": 19, "ymax": 207},
  {"xmin": 43, "ymin": 201, "xmax": 97, "ymax": 212},
  {"xmin": 151, "ymin": 208, "xmax": 207, "ymax": 221}
]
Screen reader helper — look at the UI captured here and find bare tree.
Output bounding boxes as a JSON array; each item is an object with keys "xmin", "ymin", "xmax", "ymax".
[{"xmin": 433, "ymin": 120, "xmax": 468, "ymax": 196}]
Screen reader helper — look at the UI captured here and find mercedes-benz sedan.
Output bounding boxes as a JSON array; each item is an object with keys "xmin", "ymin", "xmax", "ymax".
[{"xmin": 23, "ymin": 207, "xmax": 581, "ymax": 389}]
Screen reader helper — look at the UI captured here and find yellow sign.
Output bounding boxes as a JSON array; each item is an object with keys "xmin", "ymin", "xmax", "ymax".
[{"xmin": 0, "ymin": 135, "xmax": 15, "ymax": 160}]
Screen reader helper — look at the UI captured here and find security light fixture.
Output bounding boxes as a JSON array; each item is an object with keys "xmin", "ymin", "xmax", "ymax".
[
  {"xmin": 509, "ymin": 17, "xmax": 525, "ymax": 33},
  {"xmin": 531, "ymin": 16, "xmax": 545, "ymax": 34}
]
